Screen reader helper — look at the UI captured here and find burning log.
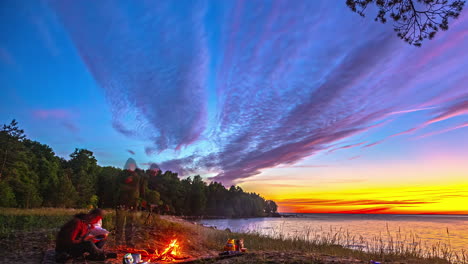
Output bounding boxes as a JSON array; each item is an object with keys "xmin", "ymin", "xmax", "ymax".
[
  {"xmin": 154, "ymin": 239, "xmax": 188, "ymax": 261},
  {"xmin": 117, "ymin": 239, "xmax": 189, "ymax": 263}
]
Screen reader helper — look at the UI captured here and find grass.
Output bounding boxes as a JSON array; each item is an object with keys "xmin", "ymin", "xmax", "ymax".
[
  {"xmin": 0, "ymin": 208, "xmax": 466, "ymax": 264},
  {"xmin": 0, "ymin": 208, "xmax": 115, "ymax": 235}
]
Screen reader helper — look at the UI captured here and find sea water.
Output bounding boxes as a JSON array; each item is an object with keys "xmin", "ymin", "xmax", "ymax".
[{"xmin": 199, "ymin": 214, "xmax": 468, "ymax": 253}]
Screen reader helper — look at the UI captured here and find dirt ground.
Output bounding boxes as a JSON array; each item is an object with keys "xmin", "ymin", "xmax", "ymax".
[
  {"xmin": 0, "ymin": 232, "xmax": 419, "ymax": 264},
  {"xmin": 40, "ymin": 250, "xmax": 374, "ymax": 264}
]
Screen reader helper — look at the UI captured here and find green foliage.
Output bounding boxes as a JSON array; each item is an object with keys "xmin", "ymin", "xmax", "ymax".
[
  {"xmin": 265, "ymin": 200, "xmax": 278, "ymax": 215},
  {"xmin": 0, "ymin": 181, "xmax": 16, "ymax": 207},
  {"xmin": 0, "ymin": 120, "xmax": 278, "ymax": 217},
  {"xmin": 144, "ymin": 188, "xmax": 161, "ymax": 205},
  {"xmin": 68, "ymin": 148, "xmax": 100, "ymax": 207},
  {"xmin": 89, "ymin": 194, "xmax": 99, "ymax": 208},
  {"xmin": 51, "ymin": 169, "xmax": 78, "ymax": 208},
  {"xmin": 23, "ymin": 140, "xmax": 60, "ymax": 206},
  {"xmin": 96, "ymin": 166, "xmax": 120, "ymax": 208}
]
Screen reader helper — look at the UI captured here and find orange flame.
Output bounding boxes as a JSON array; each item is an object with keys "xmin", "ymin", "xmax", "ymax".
[
  {"xmin": 158, "ymin": 239, "xmax": 180, "ymax": 261},
  {"xmin": 116, "ymin": 238, "xmax": 187, "ymax": 262}
]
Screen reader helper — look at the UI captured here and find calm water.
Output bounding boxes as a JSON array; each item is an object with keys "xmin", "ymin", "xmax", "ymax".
[{"xmin": 199, "ymin": 214, "xmax": 468, "ymax": 253}]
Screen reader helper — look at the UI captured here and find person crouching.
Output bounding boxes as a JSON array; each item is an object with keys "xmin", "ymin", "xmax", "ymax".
[{"xmin": 55, "ymin": 208, "xmax": 108, "ymax": 262}]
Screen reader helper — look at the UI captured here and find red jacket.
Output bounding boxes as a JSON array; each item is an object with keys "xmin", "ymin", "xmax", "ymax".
[{"xmin": 56, "ymin": 214, "xmax": 90, "ymax": 252}]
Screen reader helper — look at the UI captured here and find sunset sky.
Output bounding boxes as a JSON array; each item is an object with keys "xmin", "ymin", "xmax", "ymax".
[{"xmin": 1, "ymin": 1, "xmax": 467, "ymax": 214}]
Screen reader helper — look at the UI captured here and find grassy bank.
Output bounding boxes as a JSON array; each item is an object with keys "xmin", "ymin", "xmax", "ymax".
[{"xmin": 0, "ymin": 208, "xmax": 466, "ymax": 264}]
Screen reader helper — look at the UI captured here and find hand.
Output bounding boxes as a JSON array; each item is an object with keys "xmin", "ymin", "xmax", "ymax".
[{"xmin": 83, "ymin": 234, "xmax": 95, "ymax": 241}]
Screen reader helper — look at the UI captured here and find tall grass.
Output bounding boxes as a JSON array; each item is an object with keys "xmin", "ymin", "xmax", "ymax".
[{"xmin": 202, "ymin": 221, "xmax": 466, "ymax": 264}]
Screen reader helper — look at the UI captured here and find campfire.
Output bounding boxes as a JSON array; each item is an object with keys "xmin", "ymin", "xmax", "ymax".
[
  {"xmin": 117, "ymin": 239, "xmax": 189, "ymax": 263},
  {"xmin": 157, "ymin": 239, "xmax": 182, "ymax": 261}
]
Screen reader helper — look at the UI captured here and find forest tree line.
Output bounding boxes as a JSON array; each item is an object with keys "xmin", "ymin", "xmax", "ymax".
[{"xmin": 0, "ymin": 120, "xmax": 278, "ymax": 217}]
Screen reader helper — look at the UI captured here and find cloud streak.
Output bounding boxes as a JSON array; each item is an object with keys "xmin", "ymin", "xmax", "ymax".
[
  {"xmin": 278, "ymin": 198, "xmax": 436, "ymax": 206},
  {"xmin": 32, "ymin": 109, "xmax": 79, "ymax": 133},
  {"xmin": 417, "ymin": 122, "xmax": 468, "ymax": 139},
  {"xmin": 49, "ymin": 0, "xmax": 209, "ymax": 150}
]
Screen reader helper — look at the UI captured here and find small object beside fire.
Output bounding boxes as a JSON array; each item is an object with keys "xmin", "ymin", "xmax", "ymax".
[
  {"xmin": 220, "ymin": 238, "xmax": 247, "ymax": 256},
  {"xmin": 224, "ymin": 239, "xmax": 236, "ymax": 251},
  {"xmin": 123, "ymin": 253, "xmax": 148, "ymax": 264},
  {"xmin": 235, "ymin": 239, "xmax": 245, "ymax": 252}
]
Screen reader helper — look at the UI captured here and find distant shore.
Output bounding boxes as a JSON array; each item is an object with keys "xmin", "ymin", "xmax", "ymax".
[{"xmin": 181, "ymin": 212, "xmax": 282, "ymax": 220}]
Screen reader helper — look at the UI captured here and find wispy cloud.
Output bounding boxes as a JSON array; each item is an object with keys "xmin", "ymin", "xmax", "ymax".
[
  {"xmin": 275, "ymin": 165, "xmax": 330, "ymax": 169},
  {"xmin": 425, "ymin": 99, "xmax": 468, "ymax": 125},
  {"xmin": 126, "ymin": 149, "xmax": 135, "ymax": 155},
  {"xmin": 32, "ymin": 109, "xmax": 79, "ymax": 133},
  {"xmin": 61, "ymin": 121, "xmax": 79, "ymax": 133},
  {"xmin": 278, "ymin": 198, "xmax": 436, "ymax": 206},
  {"xmin": 50, "ymin": 0, "xmax": 209, "ymax": 151},
  {"xmin": 33, "ymin": 109, "xmax": 70, "ymax": 119},
  {"xmin": 416, "ymin": 122, "xmax": 468, "ymax": 139},
  {"xmin": 362, "ymin": 139, "xmax": 386, "ymax": 149},
  {"xmin": 276, "ymin": 198, "xmax": 440, "ymax": 213},
  {"xmin": 389, "ymin": 98, "xmax": 468, "ymax": 138},
  {"xmin": 334, "ymin": 206, "xmax": 394, "ymax": 214},
  {"xmin": 328, "ymin": 142, "xmax": 367, "ymax": 154},
  {"xmin": 387, "ymin": 106, "xmax": 437, "ymax": 116},
  {"xmin": 49, "ymin": 1, "xmax": 468, "ymax": 185}
]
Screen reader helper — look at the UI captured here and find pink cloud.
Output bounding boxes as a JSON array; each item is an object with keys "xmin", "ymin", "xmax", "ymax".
[
  {"xmin": 417, "ymin": 122, "xmax": 468, "ymax": 139},
  {"xmin": 348, "ymin": 155, "xmax": 361, "ymax": 160},
  {"xmin": 387, "ymin": 106, "xmax": 436, "ymax": 116},
  {"xmin": 416, "ymin": 29, "xmax": 468, "ymax": 68},
  {"xmin": 390, "ymin": 127, "xmax": 419, "ymax": 138},
  {"xmin": 425, "ymin": 100, "xmax": 468, "ymax": 125},
  {"xmin": 362, "ymin": 139, "xmax": 386, "ymax": 149},
  {"xmin": 328, "ymin": 141, "xmax": 367, "ymax": 154},
  {"xmin": 390, "ymin": 99, "xmax": 468, "ymax": 138},
  {"xmin": 32, "ymin": 109, "xmax": 79, "ymax": 133},
  {"xmin": 275, "ymin": 164, "xmax": 329, "ymax": 169},
  {"xmin": 33, "ymin": 109, "xmax": 71, "ymax": 119}
]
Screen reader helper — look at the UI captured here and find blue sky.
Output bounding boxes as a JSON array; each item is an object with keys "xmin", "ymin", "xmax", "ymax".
[{"xmin": 1, "ymin": 0, "xmax": 467, "ymax": 209}]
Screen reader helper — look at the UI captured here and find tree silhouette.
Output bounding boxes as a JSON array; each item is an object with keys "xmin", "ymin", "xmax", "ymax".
[
  {"xmin": 0, "ymin": 119, "xmax": 26, "ymax": 179},
  {"xmin": 0, "ymin": 119, "xmax": 280, "ymax": 215},
  {"xmin": 346, "ymin": 0, "xmax": 465, "ymax": 46}
]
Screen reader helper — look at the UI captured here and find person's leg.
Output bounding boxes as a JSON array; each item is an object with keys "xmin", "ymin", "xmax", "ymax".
[
  {"xmin": 95, "ymin": 238, "xmax": 106, "ymax": 249},
  {"xmin": 69, "ymin": 243, "xmax": 86, "ymax": 259},
  {"xmin": 81, "ymin": 241, "xmax": 106, "ymax": 260},
  {"xmin": 54, "ymin": 251, "xmax": 70, "ymax": 263}
]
